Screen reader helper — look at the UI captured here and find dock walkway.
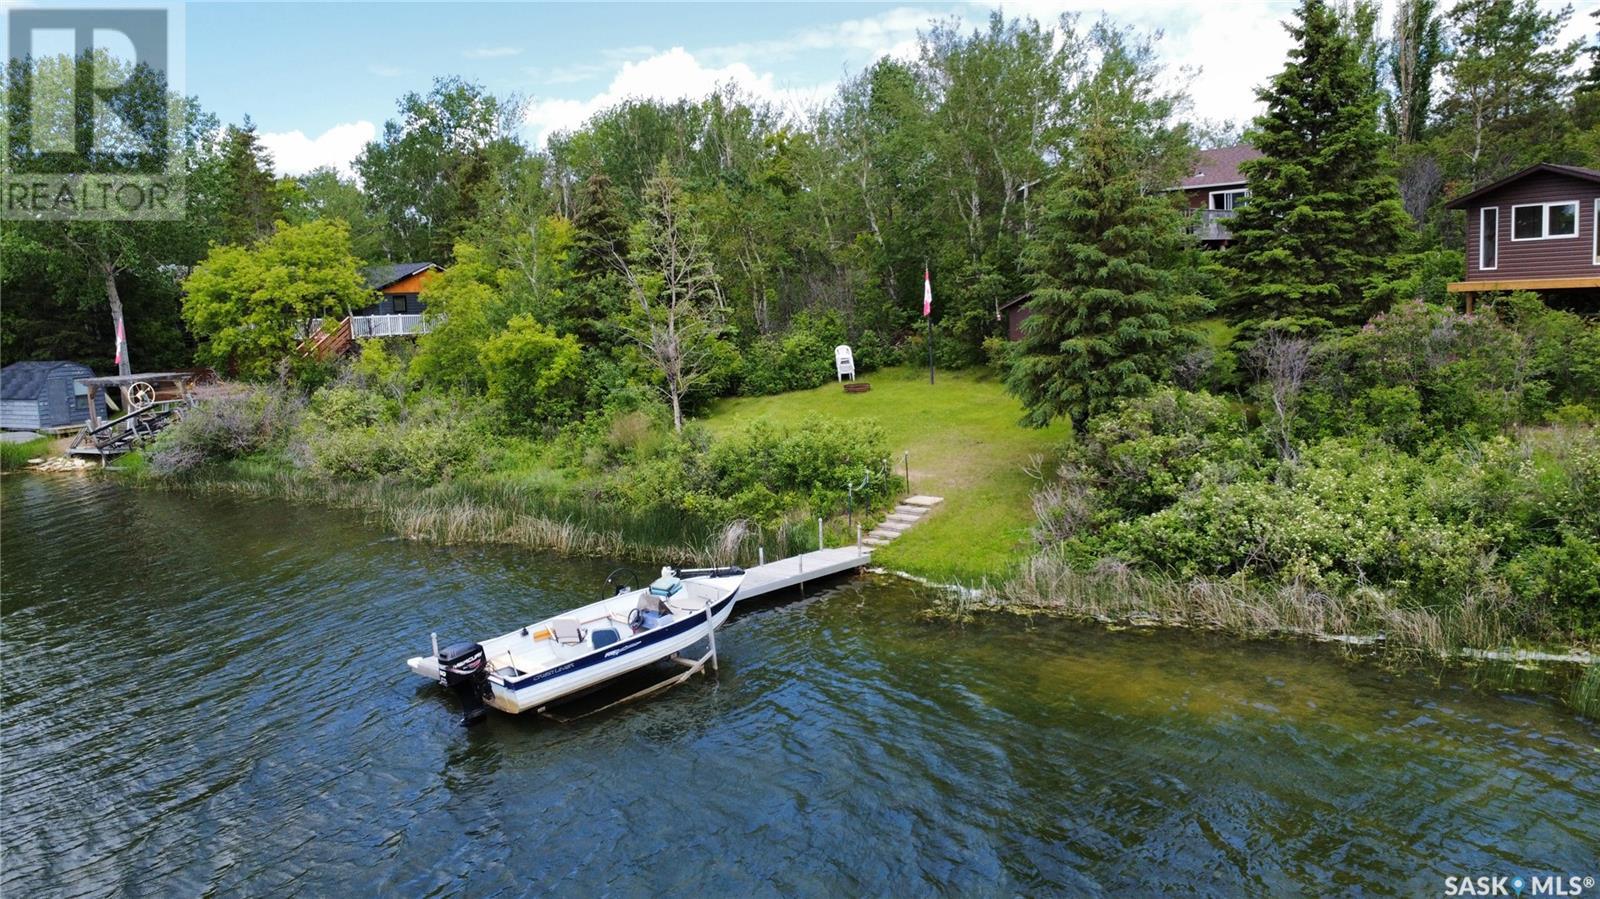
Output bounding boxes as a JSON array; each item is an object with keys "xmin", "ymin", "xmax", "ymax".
[{"xmin": 738, "ymin": 546, "xmax": 871, "ymax": 600}]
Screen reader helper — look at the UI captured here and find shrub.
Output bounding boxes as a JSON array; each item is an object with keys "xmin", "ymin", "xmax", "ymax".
[
  {"xmin": 738, "ymin": 312, "xmax": 848, "ymax": 396},
  {"xmin": 148, "ymin": 385, "xmax": 303, "ymax": 475},
  {"xmin": 478, "ymin": 315, "xmax": 587, "ymax": 432}
]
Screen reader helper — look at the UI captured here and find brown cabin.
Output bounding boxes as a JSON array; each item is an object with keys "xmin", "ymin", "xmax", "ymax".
[
  {"xmin": 1443, "ymin": 164, "xmax": 1600, "ymax": 308},
  {"xmin": 357, "ymin": 262, "xmax": 441, "ymax": 316}
]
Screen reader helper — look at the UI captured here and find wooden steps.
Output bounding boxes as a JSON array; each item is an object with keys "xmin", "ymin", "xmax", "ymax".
[{"xmin": 861, "ymin": 495, "xmax": 943, "ymax": 548}]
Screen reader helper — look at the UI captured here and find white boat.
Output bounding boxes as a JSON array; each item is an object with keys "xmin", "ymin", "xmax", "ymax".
[{"xmin": 407, "ymin": 566, "xmax": 745, "ymax": 724}]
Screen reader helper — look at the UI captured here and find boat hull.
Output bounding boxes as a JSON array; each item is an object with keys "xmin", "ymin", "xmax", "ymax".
[{"xmin": 407, "ymin": 585, "xmax": 739, "ymax": 715}]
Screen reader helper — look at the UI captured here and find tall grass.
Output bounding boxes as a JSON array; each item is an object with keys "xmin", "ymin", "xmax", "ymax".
[
  {"xmin": 0, "ymin": 437, "xmax": 53, "ymax": 471},
  {"xmin": 979, "ymin": 553, "xmax": 1531, "ymax": 662},
  {"xmin": 147, "ymin": 463, "xmax": 834, "ymax": 569}
]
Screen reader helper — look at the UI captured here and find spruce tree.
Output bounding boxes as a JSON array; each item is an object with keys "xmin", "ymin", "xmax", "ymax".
[
  {"xmin": 1005, "ymin": 29, "xmax": 1201, "ymax": 429},
  {"xmin": 1224, "ymin": 0, "xmax": 1410, "ymax": 329}
]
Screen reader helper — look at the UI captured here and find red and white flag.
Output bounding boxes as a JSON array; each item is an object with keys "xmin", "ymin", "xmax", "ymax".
[
  {"xmin": 113, "ymin": 318, "xmax": 125, "ymax": 366},
  {"xmin": 922, "ymin": 268, "xmax": 932, "ymax": 318}
]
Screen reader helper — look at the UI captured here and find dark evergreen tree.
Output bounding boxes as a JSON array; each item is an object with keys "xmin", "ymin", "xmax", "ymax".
[
  {"xmin": 214, "ymin": 117, "xmax": 282, "ymax": 245},
  {"xmin": 1223, "ymin": 0, "xmax": 1411, "ymax": 329},
  {"xmin": 572, "ymin": 171, "xmax": 628, "ymax": 277},
  {"xmin": 1005, "ymin": 28, "xmax": 1201, "ymax": 429}
]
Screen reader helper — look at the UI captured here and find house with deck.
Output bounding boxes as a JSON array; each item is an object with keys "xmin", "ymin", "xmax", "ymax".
[
  {"xmin": 1000, "ymin": 143, "xmax": 1263, "ymax": 339},
  {"xmin": 1176, "ymin": 143, "xmax": 1262, "ymax": 247},
  {"xmin": 303, "ymin": 262, "xmax": 442, "ymax": 359},
  {"xmin": 1443, "ymin": 164, "xmax": 1600, "ymax": 310}
]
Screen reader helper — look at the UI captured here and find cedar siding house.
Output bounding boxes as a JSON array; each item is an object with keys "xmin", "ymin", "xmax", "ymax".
[
  {"xmin": 1176, "ymin": 143, "xmax": 1262, "ymax": 246},
  {"xmin": 1000, "ymin": 143, "xmax": 1262, "ymax": 339},
  {"xmin": 1444, "ymin": 164, "xmax": 1600, "ymax": 308},
  {"xmin": 302, "ymin": 262, "xmax": 442, "ymax": 359}
]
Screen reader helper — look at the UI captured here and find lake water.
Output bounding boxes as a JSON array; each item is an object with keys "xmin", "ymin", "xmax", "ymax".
[{"xmin": 3, "ymin": 475, "xmax": 1597, "ymax": 896}]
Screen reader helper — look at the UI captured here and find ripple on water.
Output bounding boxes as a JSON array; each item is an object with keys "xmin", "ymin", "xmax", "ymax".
[{"xmin": 2, "ymin": 477, "xmax": 1598, "ymax": 896}]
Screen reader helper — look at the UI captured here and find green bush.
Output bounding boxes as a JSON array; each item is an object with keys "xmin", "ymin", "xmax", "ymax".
[
  {"xmin": 148, "ymin": 385, "xmax": 303, "ymax": 475},
  {"xmin": 738, "ymin": 312, "xmax": 847, "ymax": 396},
  {"xmin": 479, "ymin": 314, "xmax": 587, "ymax": 432}
]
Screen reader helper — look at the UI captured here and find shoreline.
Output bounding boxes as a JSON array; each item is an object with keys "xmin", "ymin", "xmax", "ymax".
[{"xmin": 20, "ymin": 461, "xmax": 1599, "ymax": 717}]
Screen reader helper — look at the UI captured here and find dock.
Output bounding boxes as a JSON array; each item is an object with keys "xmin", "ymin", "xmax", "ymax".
[{"xmin": 738, "ymin": 546, "xmax": 873, "ymax": 600}]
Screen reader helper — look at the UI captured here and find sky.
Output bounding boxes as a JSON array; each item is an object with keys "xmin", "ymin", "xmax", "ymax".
[{"xmin": 168, "ymin": 0, "xmax": 1593, "ymax": 177}]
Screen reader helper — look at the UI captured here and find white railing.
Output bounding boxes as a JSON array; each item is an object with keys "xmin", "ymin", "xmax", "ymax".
[
  {"xmin": 352, "ymin": 314, "xmax": 429, "ymax": 338},
  {"xmin": 305, "ymin": 315, "xmax": 432, "ymax": 339}
]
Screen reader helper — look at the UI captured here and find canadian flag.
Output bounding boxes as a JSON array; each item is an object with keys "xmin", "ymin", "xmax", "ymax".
[
  {"xmin": 923, "ymin": 268, "xmax": 932, "ymax": 318},
  {"xmin": 113, "ymin": 318, "xmax": 125, "ymax": 366}
]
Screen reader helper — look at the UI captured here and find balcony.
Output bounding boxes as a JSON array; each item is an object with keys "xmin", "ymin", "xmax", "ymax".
[
  {"xmin": 306, "ymin": 314, "xmax": 432, "ymax": 340},
  {"xmin": 1189, "ymin": 209, "xmax": 1237, "ymax": 242}
]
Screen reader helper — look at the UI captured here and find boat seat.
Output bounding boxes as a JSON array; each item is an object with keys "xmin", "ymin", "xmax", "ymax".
[{"xmin": 550, "ymin": 617, "xmax": 586, "ymax": 646}]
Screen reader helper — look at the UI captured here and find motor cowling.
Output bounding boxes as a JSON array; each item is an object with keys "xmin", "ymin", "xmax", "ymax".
[{"xmin": 438, "ymin": 641, "xmax": 490, "ymax": 727}]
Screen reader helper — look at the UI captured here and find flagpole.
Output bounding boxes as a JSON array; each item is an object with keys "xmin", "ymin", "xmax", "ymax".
[{"xmin": 924, "ymin": 262, "xmax": 935, "ymax": 385}]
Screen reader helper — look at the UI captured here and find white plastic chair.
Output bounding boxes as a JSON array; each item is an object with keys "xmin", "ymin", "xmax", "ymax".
[{"xmin": 835, "ymin": 345, "xmax": 855, "ymax": 382}]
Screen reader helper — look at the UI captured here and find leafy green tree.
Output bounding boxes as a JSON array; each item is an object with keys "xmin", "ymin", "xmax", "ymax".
[
  {"xmin": 1437, "ymin": 0, "xmax": 1579, "ymax": 185},
  {"xmin": 355, "ymin": 77, "xmax": 526, "ymax": 262},
  {"xmin": 479, "ymin": 314, "xmax": 586, "ymax": 431},
  {"xmin": 181, "ymin": 220, "xmax": 369, "ymax": 379},
  {"xmin": 1385, "ymin": 0, "xmax": 1445, "ymax": 143},
  {"xmin": 1005, "ymin": 26, "xmax": 1202, "ymax": 429},
  {"xmin": 1224, "ymin": 0, "xmax": 1411, "ymax": 328},
  {"xmin": 211, "ymin": 118, "xmax": 281, "ymax": 245},
  {"xmin": 408, "ymin": 242, "xmax": 501, "ymax": 392},
  {"xmin": 281, "ymin": 167, "xmax": 387, "ymax": 261}
]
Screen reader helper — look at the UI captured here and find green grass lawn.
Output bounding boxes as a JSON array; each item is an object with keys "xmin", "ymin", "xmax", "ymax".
[{"xmin": 702, "ymin": 365, "xmax": 1072, "ymax": 583}]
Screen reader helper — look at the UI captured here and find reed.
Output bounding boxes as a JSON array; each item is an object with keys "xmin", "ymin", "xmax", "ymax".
[{"xmin": 978, "ymin": 553, "xmax": 1534, "ymax": 663}]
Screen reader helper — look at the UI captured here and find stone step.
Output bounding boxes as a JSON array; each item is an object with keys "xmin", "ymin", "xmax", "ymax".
[
  {"xmin": 888, "ymin": 510, "xmax": 924, "ymax": 522},
  {"xmin": 877, "ymin": 520, "xmax": 911, "ymax": 534},
  {"xmin": 903, "ymin": 495, "xmax": 944, "ymax": 508},
  {"xmin": 862, "ymin": 537, "xmax": 893, "ymax": 547},
  {"xmin": 866, "ymin": 529, "xmax": 898, "ymax": 541}
]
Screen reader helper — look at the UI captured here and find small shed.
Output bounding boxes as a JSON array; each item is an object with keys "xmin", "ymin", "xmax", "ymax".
[{"xmin": 0, "ymin": 361, "xmax": 103, "ymax": 431}]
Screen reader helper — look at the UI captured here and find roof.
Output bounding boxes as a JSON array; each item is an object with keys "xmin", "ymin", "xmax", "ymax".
[
  {"xmin": 1177, "ymin": 144, "xmax": 1262, "ymax": 191},
  {"xmin": 1, "ymin": 361, "xmax": 93, "ymax": 401},
  {"xmin": 1443, "ymin": 163, "xmax": 1600, "ymax": 210},
  {"xmin": 998, "ymin": 293, "xmax": 1032, "ymax": 312},
  {"xmin": 363, "ymin": 262, "xmax": 439, "ymax": 290}
]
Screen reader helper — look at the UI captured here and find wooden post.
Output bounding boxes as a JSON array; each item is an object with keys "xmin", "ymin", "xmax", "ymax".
[
  {"xmin": 818, "ymin": 517, "xmax": 824, "ymax": 551},
  {"xmin": 707, "ymin": 608, "xmax": 718, "ymax": 673},
  {"xmin": 856, "ymin": 524, "xmax": 862, "ymax": 556},
  {"xmin": 758, "ymin": 547, "xmax": 765, "ymax": 567}
]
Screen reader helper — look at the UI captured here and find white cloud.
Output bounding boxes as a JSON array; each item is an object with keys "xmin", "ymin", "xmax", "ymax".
[
  {"xmin": 465, "ymin": 46, "xmax": 523, "ymax": 59},
  {"xmin": 368, "ymin": 63, "xmax": 404, "ymax": 78},
  {"xmin": 259, "ymin": 121, "xmax": 376, "ymax": 177},
  {"xmin": 524, "ymin": 47, "xmax": 834, "ymax": 145},
  {"xmin": 699, "ymin": 6, "xmax": 942, "ymax": 66}
]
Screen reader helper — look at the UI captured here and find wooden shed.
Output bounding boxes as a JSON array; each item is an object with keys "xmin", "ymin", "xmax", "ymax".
[{"xmin": 0, "ymin": 361, "xmax": 103, "ymax": 431}]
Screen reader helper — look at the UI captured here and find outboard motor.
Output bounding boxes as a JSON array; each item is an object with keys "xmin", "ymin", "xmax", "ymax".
[{"xmin": 438, "ymin": 641, "xmax": 490, "ymax": 727}]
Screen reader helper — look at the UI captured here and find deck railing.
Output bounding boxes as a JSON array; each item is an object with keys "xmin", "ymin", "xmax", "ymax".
[
  {"xmin": 306, "ymin": 314, "xmax": 433, "ymax": 340},
  {"xmin": 1190, "ymin": 209, "xmax": 1237, "ymax": 242}
]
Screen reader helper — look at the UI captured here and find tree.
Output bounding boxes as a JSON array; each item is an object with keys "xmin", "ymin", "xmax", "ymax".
[
  {"xmin": 355, "ymin": 77, "xmax": 527, "ymax": 263},
  {"xmin": 3, "ymin": 48, "xmax": 214, "ymax": 375},
  {"xmin": 1385, "ymin": 0, "xmax": 1445, "ymax": 144},
  {"xmin": 1223, "ymin": 0, "xmax": 1411, "ymax": 328},
  {"xmin": 1437, "ymin": 0, "xmax": 1579, "ymax": 186},
  {"xmin": 613, "ymin": 164, "xmax": 727, "ymax": 432},
  {"xmin": 1005, "ymin": 26, "xmax": 1202, "ymax": 429},
  {"xmin": 211, "ymin": 118, "xmax": 282, "ymax": 245},
  {"xmin": 479, "ymin": 314, "xmax": 586, "ymax": 432},
  {"xmin": 181, "ymin": 220, "xmax": 369, "ymax": 379},
  {"xmin": 281, "ymin": 167, "xmax": 386, "ymax": 261}
]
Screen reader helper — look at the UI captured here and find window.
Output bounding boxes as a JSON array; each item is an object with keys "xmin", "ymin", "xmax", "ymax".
[
  {"xmin": 1510, "ymin": 201, "xmax": 1580, "ymax": 240},
  {"xmin": 1209, "ymin": 189, "xmax": 1248, "ymax": 211},
  {"xmin": 1479, "ymin": 207, "xmax": 1498, "ymax": 271}
]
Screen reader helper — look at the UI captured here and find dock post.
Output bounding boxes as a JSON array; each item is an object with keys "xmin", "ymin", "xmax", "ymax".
[
  {"xmin": 856, "ymin": 524, "xmax": 862, "ymax": 556},
  {"xmin": 430, "ymin": 631, "xmax": 439, "ymax": 658},
  {"xmin": 818, "ymin": 517, "xmax": 824, "ymax": 551},
  {"xmin": 708, "ymin": 615, "xmax": 719, "ymax": 672},
  {"xmin": 758, "ymin": 546, "xmax": 765, "ymax": 567}
]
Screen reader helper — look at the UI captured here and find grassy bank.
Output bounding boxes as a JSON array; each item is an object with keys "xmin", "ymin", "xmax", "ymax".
[
  {"xmin": 0, "ymin": 436, "xmax": 54, "ymax": 471},
  {"xmin": 705, "ymin": 366, "xmax": 1070, "ymax": 581}
]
